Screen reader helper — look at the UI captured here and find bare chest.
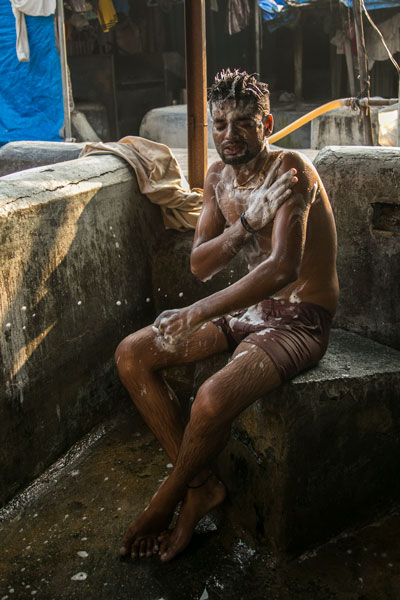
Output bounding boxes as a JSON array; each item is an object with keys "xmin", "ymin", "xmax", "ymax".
[{"xmin": 216, "ymin": 182, "xmax": 273, "ymax": 266}]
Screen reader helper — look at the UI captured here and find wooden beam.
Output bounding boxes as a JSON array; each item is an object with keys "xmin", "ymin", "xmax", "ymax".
[
  {"xmin": 184, "ymin": 0, "xmax": 207, "ymax": 189},
  {"xmin": 352, "ymin": 0, "xmax": 374, "ymax": 145},
  {"xmin": 254, "ymin": 0, "xmax": 261, "ymax": 75},
  {"xmin": 294, "ymin": 12, "xmax": 303, "ymax": 104}
]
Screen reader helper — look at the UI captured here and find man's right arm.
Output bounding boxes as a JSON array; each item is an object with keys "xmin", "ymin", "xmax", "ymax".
[{"xmin": 190, "ymin": 163, "xmax": 253, "ymax": 282}]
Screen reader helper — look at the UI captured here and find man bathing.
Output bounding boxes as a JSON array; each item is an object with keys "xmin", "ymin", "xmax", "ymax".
[{"xmin": 115, "ymin": 69, "xmax": 339, "ymax": 562}]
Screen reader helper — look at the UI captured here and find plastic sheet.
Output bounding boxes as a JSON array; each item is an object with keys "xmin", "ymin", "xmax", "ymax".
[
  {"xmin": 258, "ymin": 0, "xmax": 400, "ymax": 21},
  {"xmin": 0, "ymin": 0, "xmax": 63, "ymax": 146}
]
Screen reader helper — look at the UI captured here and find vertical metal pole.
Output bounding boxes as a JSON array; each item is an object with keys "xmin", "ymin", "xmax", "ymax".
[
  {"xmin": 254, "ymin": 0, "xmax": 260, "ymax": 75},
  {"xmin": 353, "ymin": 0, "xmax": 374, "ymax": 145},
  {"xmin": 185, "ymin": 0, "xmax": 207, "ymax": 189},
  {"xmin": 56, "ymin": 0, "xmax": 72, "ymax": 141}
]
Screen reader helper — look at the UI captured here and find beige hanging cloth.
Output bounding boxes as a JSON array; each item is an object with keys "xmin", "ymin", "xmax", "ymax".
[
  {"xmin": 10, "ymin": 0, "xmax": 56, "ymax": 62},
  {"xmin": 80, "ymin": 136, "xmax": 203, "ymax": 231}
]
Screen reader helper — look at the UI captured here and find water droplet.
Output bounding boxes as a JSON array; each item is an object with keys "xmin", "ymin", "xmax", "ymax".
[
  {"xmin": 116, "ymin": 301, "xmax": 121, "ymax": 306},
  {"xmin": 71, "ymin": 572, "xmax": 87, "ymax": 581},
  {"xmin": 77, "ymin": 301, "xmax": 82, "ymax": 306},
  {"xmin": 178, "ymin": 292, "xmax": 183, "ymax": 297},
  {"xmin": 146, "ymin": 298, "xmax": 151, "ymax": 303}
]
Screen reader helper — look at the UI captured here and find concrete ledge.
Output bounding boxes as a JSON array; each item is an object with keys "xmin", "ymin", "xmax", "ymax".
[
  {"xmin": 0, "ymin": 154, "xmax": 164, "ymax": 506},
  {"xmin": 192, "ymin": 329, "xmax": 400, "ymax": 553},
  {"xmin": 315, "ymin": 146, "xmax": 400, "ymax": 349},
  {"xmin": 0, "ymin": 141, "xmax": 86, "ymax": 177}
]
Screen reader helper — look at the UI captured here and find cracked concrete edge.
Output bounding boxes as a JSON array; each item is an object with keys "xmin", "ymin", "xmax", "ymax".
[{"xmin": 0, "ymin": 155, "xmax": 136, "ymax": 216}]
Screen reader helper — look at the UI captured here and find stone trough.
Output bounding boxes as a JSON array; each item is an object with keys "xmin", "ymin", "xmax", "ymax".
[{"xmin": 0, "ymin": 143, "xmax": 399, "ymax": 557}]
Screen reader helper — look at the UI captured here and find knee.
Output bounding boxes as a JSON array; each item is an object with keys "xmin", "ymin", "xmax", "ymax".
[
  {"xmin": 191, "ymin": 378, "xmax": 225, "ymax": 425},
  {"xmin": 114, "ymin": 331, "xmax": 149, "ymax": 383}
]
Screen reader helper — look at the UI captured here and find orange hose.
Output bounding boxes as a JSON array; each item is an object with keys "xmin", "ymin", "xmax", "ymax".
[{"xmin": 269, "ymin": 98, "xmax": 353, "ymax": 144}]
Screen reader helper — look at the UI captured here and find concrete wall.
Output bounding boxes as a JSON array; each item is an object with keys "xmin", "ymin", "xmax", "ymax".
[
  {"xmin": 311, "ymin": 107, "xmax": 381, "ymax": 149},
  {"xmin": 315, "ymin": 146, "xmax": 400, "ymax": 349},
  {"xmin": 0, "ymin": 155, "xmax": 164, "ymax": 506}
]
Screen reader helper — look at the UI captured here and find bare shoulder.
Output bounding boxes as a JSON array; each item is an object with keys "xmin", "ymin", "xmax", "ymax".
[
  {"xmin": 205, "ymin": 159, "xmax": 226, "ymax": 180},
  {"xmin": 279, "ymin": 149, "xmax": 316, "ymax": 175},
  {"xmin": 204, "ymin": 159, "xmax": 231, "ymax": 197},
  {"xmin": 277, "ymin": 149, "xmax": 327, "ymax": 204}
]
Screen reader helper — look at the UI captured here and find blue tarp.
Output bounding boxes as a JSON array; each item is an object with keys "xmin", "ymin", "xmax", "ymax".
[
  {"xmin": 258, "ymin": 0, "xmax": 400, "ymax": 20},
  {"xmin": 0, "ymin": 0, "xmax": 64, "ymax": 146},
  {"xmin": 339, "ymin": 0, "xmax": 400, "ymax": 8}
]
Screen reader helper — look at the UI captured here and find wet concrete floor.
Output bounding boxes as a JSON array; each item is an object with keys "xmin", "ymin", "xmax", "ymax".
[{"xmin": 1, "ymin": 408, "xmax": 399, "ymax": 600}]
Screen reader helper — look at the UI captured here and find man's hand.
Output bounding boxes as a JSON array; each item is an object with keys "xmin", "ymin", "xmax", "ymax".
[
  {"xmin": 153, "ymin": 306, "xmax": 204, "ymax": 345},
  {"xmin": 244, "ymin": 156, "xmax": 298, "ymax": 232}
]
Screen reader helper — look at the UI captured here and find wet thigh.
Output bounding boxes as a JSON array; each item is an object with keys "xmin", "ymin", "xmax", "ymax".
[
  {"xmin": 197, "ymin": 342, "xmax": 282, "ymax": 423},
  {"xmin": 117, "ymin": 320, "xmax": 230, "ymax": 371}
]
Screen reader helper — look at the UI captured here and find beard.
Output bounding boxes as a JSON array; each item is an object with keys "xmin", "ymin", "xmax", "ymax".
[
  {"xmin": 219, "ymin": 137, "xmax": 266, "ymax": 165},
  {"xmin": 220, "ymin": 147, "xmax": 259, "ymax": 165}
]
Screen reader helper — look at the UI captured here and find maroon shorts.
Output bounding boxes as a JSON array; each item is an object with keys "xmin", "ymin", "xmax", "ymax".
[{"xmin": 213, "ymin": 299, "xmax": 333, "ymax": 381}]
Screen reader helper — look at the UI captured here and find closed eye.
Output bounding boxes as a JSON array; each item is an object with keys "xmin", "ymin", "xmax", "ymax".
[{"xmin": 213, "ymin": 120, "xmax": 226, "ymax": 131}]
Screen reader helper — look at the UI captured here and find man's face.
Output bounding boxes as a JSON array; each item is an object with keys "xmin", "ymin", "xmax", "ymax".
[{"xmin": 211, "ymin": 99, "xmax": 272, "ymax": 165}]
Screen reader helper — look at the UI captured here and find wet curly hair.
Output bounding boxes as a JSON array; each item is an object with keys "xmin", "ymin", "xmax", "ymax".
[{"xmin": 208, "ymin": 68, "xmax": 270, "ymax": 115}]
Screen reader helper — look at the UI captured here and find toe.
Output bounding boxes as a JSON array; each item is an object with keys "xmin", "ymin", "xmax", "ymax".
[
  {"xmin": 139, "ymin": 539, "xmax": 147, "ymax": 558},
  {"xmin": 160, "ymin": 544, "xmax": 175, "ymax": 562},
  {"xmin": 131, "ymin": 538, "xmax": 141, "ymax": 559},
  {"xmin": 120, "ymin": 524, "xmax": 135, "ymax": 556},
  {"xmin": 146, "ymin": 538, "xmax": 153, "ymax": 558},
  {"xmin": 158, "ymin": 534, "xmax": 169, "ymax": 557}
]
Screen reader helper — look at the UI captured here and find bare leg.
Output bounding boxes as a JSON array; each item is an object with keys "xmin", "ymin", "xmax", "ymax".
[
  {"xmin": 115, "ymin": 321, "xmax": 229, "ymax": 557},
  {"xmin": 123, "ymin": 342, "xmax": 282, "ymax": 562}
]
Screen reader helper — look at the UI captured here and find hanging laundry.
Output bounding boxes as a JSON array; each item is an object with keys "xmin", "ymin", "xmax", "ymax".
[
  {"xmin": 114, "ymin": 0, "xmax": 130, "ymax": 15},
  {"xmin": 97, "ymin": 0, "xmax": 118, "ymax": 32},
  {"xmin": 365, "ymin": 13, "xmax": 400, "ymax": 70},
  {"xmin": 70, "ymin": 0, "xmax": 87, "ymax": 11},
  {"xmin": 10, "ymin": 0, "xmax": 56, "ymax": 61},
  {"xmin": 226, "ymin": 0, "xmax": 251, "ymax": 35}
]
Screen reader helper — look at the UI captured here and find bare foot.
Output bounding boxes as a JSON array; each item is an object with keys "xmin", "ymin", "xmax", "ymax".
[
  {"xmin": 120, "ymin": 481, "xmax": 178, "ymax": 559},
  {"xmin": 158, "ymin": 475, "xmax": 226, "ymax": 562}
]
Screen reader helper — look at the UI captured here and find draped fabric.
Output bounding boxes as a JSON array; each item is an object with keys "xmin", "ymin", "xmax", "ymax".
[{"xmin": 80, "ymin": 136, "xmax": 203, "ymax": 232}]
